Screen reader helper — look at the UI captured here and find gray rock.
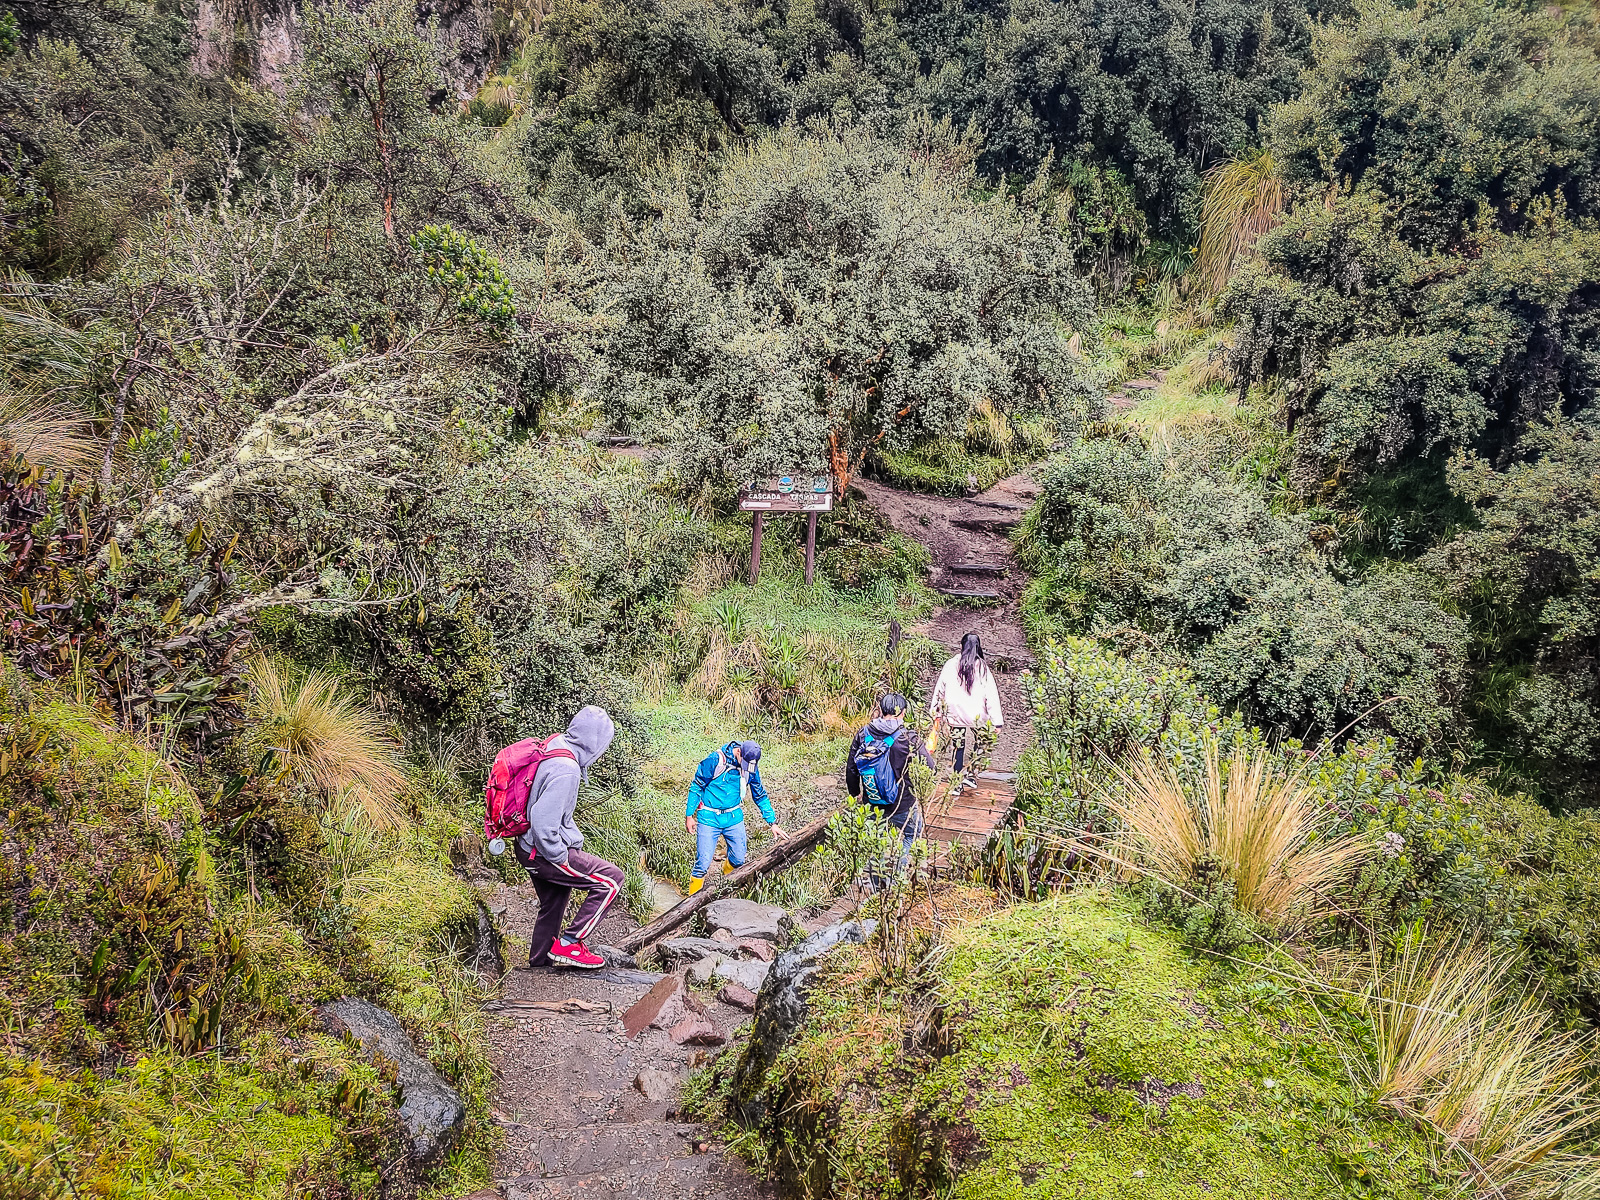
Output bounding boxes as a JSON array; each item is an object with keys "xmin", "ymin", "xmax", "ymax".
[
  {"xmin": 658, "ymin": 936, "xmax": 732, "ymax": 967},
  {"xmin": 319, "ymin": 997, "xmax": 466, "ymax": 1164},
  {"xmin": 730, "ymin": 921, "xmax": 876, "ymax": 1125},
  {"xmin": 704, "ymin": 898, "xmax": 791, "ymax": 941},
  {"xmin": 712, "ymin": 957, "xmax": 770, "ymax": 993},
  {"xmin": 634, "ymin": 1067, "xmax": 682, "ymax": 1101},
  {"xmin": 592, "ymin": 967, "xmax": 665, "ymax": 987},
  {"xmin": 686, "ymin": 954, "xmax": 726, "ymax": 985},
  {"xmin": 595, "ymin": 944, "xmax": 638, "ymax": 968}
]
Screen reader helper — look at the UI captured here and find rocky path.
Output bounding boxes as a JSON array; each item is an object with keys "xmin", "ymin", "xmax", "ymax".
[
  {"xmin": 473, "ymin": 892, "xmax": 779, "ymax": 1200},
  {"xmin": 852, "ymin": 471, "xmax": 1039, "ymax": 772}
]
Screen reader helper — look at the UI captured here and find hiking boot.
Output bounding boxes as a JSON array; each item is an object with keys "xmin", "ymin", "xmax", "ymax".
[
  {"xmin": 548, "ymin": 937, "xmax": 606, "ymax": 969},
  {"xmin": 687, "ymin": 874, "xmax": 706, "ymax": 896}
]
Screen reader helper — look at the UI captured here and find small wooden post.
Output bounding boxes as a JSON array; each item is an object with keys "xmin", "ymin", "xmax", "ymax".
[
  {"xmin": 804, "ymin": 511, "xmax": 818, "ymax": 586},
  {"xmin": 749, "ymin": 511, "xmax": 765, "ymax": 584}
]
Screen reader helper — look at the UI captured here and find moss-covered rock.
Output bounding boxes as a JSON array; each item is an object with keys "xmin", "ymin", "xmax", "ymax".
[{"xmin": 736, "ymin": 891, "xmax": 1441, "ymax": 1199}]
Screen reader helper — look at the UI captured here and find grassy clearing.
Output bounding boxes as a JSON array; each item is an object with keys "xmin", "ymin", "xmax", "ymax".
[
  {"xmin": 1090, "ymin": 292, "xmax": 1210, "ymax": 386},
  {"xmin": 1109, "ymin": 328, "xmax": 1238, "ymax": 438},
  {"xmin": 610, "ymin": 554, "xmax": 941, "ymax": 900},
  {"xmin": 874, "ymin": 406, "xmax": 1058, "ymax": 495}
]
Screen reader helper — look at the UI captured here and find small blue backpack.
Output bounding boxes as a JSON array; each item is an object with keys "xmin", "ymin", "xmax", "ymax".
[{"xmin": 853, "ymin": 731, "xmax": 899, "ymax": 809}]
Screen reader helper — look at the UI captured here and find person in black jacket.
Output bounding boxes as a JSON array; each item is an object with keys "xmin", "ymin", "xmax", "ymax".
[{"xmin": 845, "ymin": 693, "xmax": 934, "ymax": 884}]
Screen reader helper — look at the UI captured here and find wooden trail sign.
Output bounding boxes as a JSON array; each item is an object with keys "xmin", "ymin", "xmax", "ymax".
[{"xmin": 739, "ymin": 474, "xmax": 834, "ymax": 585}]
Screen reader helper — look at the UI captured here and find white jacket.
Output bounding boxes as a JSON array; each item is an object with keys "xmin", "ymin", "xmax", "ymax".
[{"xmin": 930, "ymin": 655, "xmax": 1004, "ymax": 729}]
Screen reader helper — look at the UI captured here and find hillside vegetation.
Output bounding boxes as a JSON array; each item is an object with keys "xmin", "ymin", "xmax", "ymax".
[{"xmin": 0, "ymin": 0, "xmax": 1598, "ymax": 1195}]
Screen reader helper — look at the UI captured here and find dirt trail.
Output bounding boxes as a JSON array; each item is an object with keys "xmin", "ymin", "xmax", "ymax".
[
  {"xmin": 478, "ymin": 895, "xmax": 775, "ymax": 1200},
  {"xmin": 853, "ymin": 471, "xmax": 1040, "ymax": 771}
]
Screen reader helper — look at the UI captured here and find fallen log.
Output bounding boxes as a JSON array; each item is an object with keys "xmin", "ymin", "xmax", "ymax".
[
  {"xmin": 618, "ymin": 809, "xmax": 835, "ymax": 955},
  {"xmin": 481, "ymin": 998, "xmax": 612, "ymax": 1014}
]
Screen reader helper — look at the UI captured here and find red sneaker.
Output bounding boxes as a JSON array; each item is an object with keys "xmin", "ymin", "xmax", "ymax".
[{"xmin": 548, "ymin": 937, "xmax": 606, "ymax": 969}]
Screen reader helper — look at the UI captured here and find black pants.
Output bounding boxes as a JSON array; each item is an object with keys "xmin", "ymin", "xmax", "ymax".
[{"xmin": 513, "ymin": 843, "xmax": 624, "ymax": 966}]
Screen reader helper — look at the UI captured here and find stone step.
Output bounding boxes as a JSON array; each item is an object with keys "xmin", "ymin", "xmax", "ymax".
[
  {"xmin": 949, "ymin": 562, "xmax": 1008, "ymax": 576},
  {"xmin": 952, "ymin": 514, "xmax": 1019, "ymax": 533},
  {"xmin": 936, "ymin": 587, "xmax": 1002, "ymax": 600},
  {"xmin": 967, "ymin": 498, "xmax": 1026, "ymax": 512}
]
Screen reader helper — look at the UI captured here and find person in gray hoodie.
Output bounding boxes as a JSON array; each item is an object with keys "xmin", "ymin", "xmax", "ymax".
[{"xmin": 512, "ymin": 705, "xmax": 623, "ymax": 970}]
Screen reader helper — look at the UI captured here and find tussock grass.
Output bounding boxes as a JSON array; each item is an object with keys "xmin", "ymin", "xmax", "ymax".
[
  {"xmin": 248, "ymin": 656, "xmax": 408, "ymax": 829},
  {"xmin": 1196, "ymin": 148, "xmax": 1285, "ymax": 296},
  {"xmin": 0, "ymin": 395, "xmax": 97, "ymax": 472},
  {"xmin": 1107, "ymin": 738, "xmax": 1369, "ymax": 927},
  {"xmin": 1350, "ymin": 936, "xmax": 1599, "ymax": 1199}
]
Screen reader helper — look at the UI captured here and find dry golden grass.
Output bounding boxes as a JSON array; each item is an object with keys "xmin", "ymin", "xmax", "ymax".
[
  {"xmin": 1107, "ymin": 739, "xmax": 1369, "ymax": 927},
  {"xmin": 966, "ymin": 397, "xmax": 1016, "ymax": 456},
  {"xmin": 1196, "ymin": 148, "xmax": 1285, "ymax": 297},
  {"xmin": 1349, "ymin": 935, "xmax": 1599, "ymax": 1199},
  {"xmin": 248, "ymin": 656, "xmax": 408, "ymax": 829},
  {"xmin": 0, "ymin": 395, "xmax": 98, "ymax": 473}
]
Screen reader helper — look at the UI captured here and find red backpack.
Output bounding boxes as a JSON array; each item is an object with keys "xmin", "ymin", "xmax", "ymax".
[{"xmin": 484, "ymin": 734, "xmax": 577, "ymax": 849}]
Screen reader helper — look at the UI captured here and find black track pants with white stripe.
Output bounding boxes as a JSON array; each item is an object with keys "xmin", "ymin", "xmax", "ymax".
[{"xmin": 514, "ymin": 844, "xmax": 624, "ymax": 966}]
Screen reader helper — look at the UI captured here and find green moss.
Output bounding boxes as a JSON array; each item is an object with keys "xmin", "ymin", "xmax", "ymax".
[
  {"xmin": 32, "ymin": 699, "xmax": 203, "ymax": 827},
  {"xmin": 0, "ymin": 1050, "xmax": 347, "ymax": 1198},
  {"xmin": 749, "ymin": 892, "xmax": 1441, "ymax": 1199},
  {"xmin": 341, "ymin": 857, "xmax": 497, "ymax": 1191}
]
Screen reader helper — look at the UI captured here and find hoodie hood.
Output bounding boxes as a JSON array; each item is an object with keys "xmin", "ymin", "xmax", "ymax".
[
  {"xmin": 868, "ymin": 715, "xmax": 904, "ymax": 736},
  {"xmin": 564, "ymin": 706, "xmax": 615, "ymax": 775}
]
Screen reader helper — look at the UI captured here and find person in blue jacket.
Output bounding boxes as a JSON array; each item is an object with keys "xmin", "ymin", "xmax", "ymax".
[{"xmin": 685, "ymin": 740, "xmax": 787, "ymax": 894}]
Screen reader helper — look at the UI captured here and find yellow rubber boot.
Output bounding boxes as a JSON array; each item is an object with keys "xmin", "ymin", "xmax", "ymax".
[
  {"xmin": 687, "ymin": 874, "xmax": 705, "ymax": 896},
  {"xmin": 722, "ymin": 859, "xmax": 736, "ymax": 875}
]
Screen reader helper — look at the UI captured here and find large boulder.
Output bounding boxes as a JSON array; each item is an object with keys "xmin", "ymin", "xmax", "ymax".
[
  {"xmin": 319, "ymin": 998, "xmax": 466, "ymax": 1164},
  {"xmin": 658, "ymin": 936, "xmax": 732, "ymax": 967},
  {"xmin": 704, "ymin": 898, "xmax": 792, "ymax": 941},
  {"xmin": 729, "ymin": 921, "xmax": 875, "ymax": 1124}
]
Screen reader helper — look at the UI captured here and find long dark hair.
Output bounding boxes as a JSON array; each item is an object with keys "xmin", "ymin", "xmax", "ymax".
[{"xmin": 958, "ymin": 632, "xmax": 985, "ymax": 691}]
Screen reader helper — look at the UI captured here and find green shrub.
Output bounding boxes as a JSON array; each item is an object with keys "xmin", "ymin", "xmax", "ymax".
[
  {"xmin": 1020, "ymin": 638, "xmax": 1510, "ymax": 942},
  {"xmin": 1020, "ymin": 438, "xmax": 1468, "ymax": 750},
  {"xmin": 1481, "ymin": 800, "xmax": 1600, "ymax": 1028}
]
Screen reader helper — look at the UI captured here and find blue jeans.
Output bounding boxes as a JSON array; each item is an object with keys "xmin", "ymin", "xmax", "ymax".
[
  {"xmin": 693, "ymin": 820, "xmax": 748, "ymax": 878},
  {"xmin": 868, "ymin": 799, "xmax": 924, "ymax": 890}
]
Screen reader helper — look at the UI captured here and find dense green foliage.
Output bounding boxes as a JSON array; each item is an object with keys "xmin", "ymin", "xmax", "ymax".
[
  {"xmin": 512, "ymin": 0, "xmax": 1313, "ymax": 268},
  {"xmin": 1016, "ymin": 637, "xmax": 1600, "ymax": 1027},
  {"xmin": 1212, "ymin": 0, "xmax": 1600, "ymax": 802},
  {"xmin": 1019, "ymin": 437, "xmax": 1467, "ymax": 749},
  {"xmin": 4, "ymin": 0, "xmax": 1600, "ymax": 1190},
  {"xmin": 583, "ymin": 120, "xmax": 1096, "ymax": 487}
]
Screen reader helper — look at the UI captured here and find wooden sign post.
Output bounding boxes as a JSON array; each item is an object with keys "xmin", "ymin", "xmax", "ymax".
[{"xmin": 739, "ymin": 474, "xmax": 834, "ymax": 585}]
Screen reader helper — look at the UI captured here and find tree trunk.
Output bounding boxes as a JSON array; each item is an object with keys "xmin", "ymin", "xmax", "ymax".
[{"xmin": 617, "ymin": 810, "xmax": 835, "ymax": 955}]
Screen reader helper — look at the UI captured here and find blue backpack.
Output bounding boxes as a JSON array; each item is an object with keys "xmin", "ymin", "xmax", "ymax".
[{"xmin": 853, "ymin": 731, "xmax": 899, "ymax": 809}]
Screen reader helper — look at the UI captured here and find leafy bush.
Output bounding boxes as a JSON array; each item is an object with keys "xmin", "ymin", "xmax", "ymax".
[
  {"xmin": 584, "ymin": 119, "xmax": 1096, "ymax": 491},
  {"xmin": 1020, "ymin": 439, "xmax": 1468, "ymax": 749},
  {"xmin": 1226, "ymin": 0, "xmax": 1600, "ymax": 480},
  {"xmin": 1019, "ymin": 638, "xmax": 1511, "ymax": 943},
  {"xmin": 1423, "ymin": 422, "xmax": 1600, "ymax": 805},
  {"xmin": 426, "ymin": 444, "xmax": 704, "ymax": 749}
]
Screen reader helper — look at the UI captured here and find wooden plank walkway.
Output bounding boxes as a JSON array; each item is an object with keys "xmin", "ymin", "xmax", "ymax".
[
  {"xmin": 803, "ymin": 771, "xmax": 1018, "ymax": 929},
  {"xmin": 923, "ymin": 770, "xmax": 1017, "ymax": 848}
]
